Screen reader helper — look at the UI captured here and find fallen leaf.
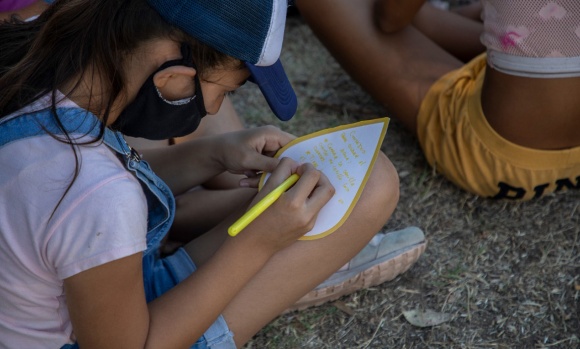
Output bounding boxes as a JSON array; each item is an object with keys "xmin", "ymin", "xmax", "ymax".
[
  {"xmin": 403, "ymin": 309, "xmax": 452, "ymax": 327},
  {"xmin": 332, "ymin": 301, "xmax": 355, "ymax": 316}
]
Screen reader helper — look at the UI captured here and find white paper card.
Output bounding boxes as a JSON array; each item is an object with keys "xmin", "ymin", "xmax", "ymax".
[{"xmin": 260, "ymin": 118, "xmax": 389, "ymax": 240}]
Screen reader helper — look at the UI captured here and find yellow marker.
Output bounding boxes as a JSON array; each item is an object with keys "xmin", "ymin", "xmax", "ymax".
[{"xmin": 228, "ymin": 174, "xmax": 300, "ymax": 237}]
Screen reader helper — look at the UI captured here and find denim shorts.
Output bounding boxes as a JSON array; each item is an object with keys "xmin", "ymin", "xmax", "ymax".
[{"xmin": 150, "ymin": 248, "xmax": 236, "ymax": 349}]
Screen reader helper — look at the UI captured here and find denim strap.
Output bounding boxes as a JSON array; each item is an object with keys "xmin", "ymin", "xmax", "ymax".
[{"xmin": 0, "ymin": 108, "xmax": 175, "ymax": 253}]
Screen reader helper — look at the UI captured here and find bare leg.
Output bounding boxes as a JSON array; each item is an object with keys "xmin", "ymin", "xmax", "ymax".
[
  {"xmin": 185, "ymin": 153, "xmax": 399, "ymax": 346},
  {"xmin": 412, "ymin": 2, "xmax": 484, "ymax": 62},
  {"xmin": 450, "ymin": 1, "xmax": 482, "ymax": 22},
  {"xmin": 169, "ymin": 97, "xmax": 252, "ymax": 242},
  {"xmin": 173, "ymin": 97, "xmax": 245, "ymax": 189},
  {"xmin": 176, "ymin": 96, "xmax": 244, "ymax": 140},
  {"xmin": 296, "ymin": 0, "xmax": 464, "ymax": 134}
]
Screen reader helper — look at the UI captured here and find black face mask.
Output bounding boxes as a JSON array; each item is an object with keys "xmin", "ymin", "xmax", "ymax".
[{"xmin": 112, "ymin": 44, "xmax": 207, "ymax": 140}]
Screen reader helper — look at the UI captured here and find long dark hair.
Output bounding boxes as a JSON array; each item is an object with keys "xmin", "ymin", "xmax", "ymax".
[
  {"xmin": 0, "ymin": 0, "xmax": 237, "ymax": 216},
  {"xmin": 0, "ymin": 0, "xmax": 236, "ymax": 120}
]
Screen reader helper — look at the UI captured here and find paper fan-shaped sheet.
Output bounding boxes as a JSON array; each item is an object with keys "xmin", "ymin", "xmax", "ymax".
[{"xmin": 259, "ymin": 118, "xmax": 390, "ymax": 240}]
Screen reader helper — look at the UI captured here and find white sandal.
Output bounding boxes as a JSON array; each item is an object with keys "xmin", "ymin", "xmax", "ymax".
[{"xmin": 286, "ymin": 226, "xmax": 427, "ymax": 313}]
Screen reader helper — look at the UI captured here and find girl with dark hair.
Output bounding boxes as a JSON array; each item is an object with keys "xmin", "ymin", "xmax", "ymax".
[
  {"xmin": 0, "ymin": 0, "xmax": 276, "ymax": 244},
  {"xmin": 0, "ymin": 0, "xmax": 426, "ymax": 348}
]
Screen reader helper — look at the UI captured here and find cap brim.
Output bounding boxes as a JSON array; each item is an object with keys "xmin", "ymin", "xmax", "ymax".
[{"xmin": 246, "ymin": 59, "xmax": 297, "ymax": 121}]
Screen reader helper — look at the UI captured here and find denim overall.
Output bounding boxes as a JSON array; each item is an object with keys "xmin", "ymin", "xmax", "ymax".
[{"xmin": 0, "ymin": 108, "xmax": 234, "ymax": 349}]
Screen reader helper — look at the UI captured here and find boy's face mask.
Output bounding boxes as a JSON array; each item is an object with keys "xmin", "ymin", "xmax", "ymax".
[{"xmin": 112, "ymin": 44, "xmax": 207, "ymax": 140}]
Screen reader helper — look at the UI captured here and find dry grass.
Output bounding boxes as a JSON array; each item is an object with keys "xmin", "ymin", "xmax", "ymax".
[{"xmin": 231, "ymin": 14, "xmax": 580, "ymax": 349}]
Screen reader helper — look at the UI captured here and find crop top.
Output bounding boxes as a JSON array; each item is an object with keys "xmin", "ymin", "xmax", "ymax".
[{"xmin": 480, "ymin": 0, "xmax": 580, "ymax": 78}]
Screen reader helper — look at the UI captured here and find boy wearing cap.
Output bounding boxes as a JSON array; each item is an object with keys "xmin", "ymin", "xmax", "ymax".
[{"xmin": 0, "ymin": 1, "xmax": 425, "ymax": 348}]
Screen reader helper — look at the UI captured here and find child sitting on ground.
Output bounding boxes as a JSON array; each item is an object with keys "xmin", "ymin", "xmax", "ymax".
[{"xmin": 296, "ymin": 0, "xmax": 580, "ymax": 200}]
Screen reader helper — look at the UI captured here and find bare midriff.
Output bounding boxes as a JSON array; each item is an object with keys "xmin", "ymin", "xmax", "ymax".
[{"xmin": 481, "ymin": 66, "xmax": 580, "ymax": 150}]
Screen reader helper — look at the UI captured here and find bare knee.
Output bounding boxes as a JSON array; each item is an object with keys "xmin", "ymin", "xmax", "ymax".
[
  {"xmin": 374, "ymin": 0, "xmax": 426, "ymax": 34},
  {"xmin": 375, "ymin": 152, "xmax": 400, "ymax": 219},
  {"xmin": 357, "ymin": 152, "xmax": 400, "ymax": 228}
]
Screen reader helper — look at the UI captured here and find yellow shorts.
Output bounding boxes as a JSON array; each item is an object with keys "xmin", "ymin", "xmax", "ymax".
[{"xmin": 417, "ymin": 53, "xmax": 580, "ymax": 200}]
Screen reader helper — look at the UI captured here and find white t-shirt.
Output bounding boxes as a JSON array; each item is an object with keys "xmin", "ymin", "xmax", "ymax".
[{"xmin": 0, "ymin": 101, "xmax": 148, "ymax": 348}]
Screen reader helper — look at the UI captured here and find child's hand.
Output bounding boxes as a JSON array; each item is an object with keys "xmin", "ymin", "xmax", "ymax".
[
  {"xmin": 214, "ymin": 125, "xmax": 296, "ymax": 186},
  {"xmin": 236, "ymin": 158, "xmax": 335, "ymax": 253}
]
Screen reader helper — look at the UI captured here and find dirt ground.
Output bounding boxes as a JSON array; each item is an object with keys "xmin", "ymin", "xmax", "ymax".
[{"xmin": 229, "ymin": 9, "xmax": 580, "ymax": 349}]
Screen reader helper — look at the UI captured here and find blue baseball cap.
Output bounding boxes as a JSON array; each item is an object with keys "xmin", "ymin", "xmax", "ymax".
[{"xmin": 147, "ymin": 0, "xmax": 298, "ymax": 121}]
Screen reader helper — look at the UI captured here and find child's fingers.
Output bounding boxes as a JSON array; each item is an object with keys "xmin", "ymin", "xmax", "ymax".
[
  {"xmin": 288, "ymin": 163, "xmax": 335, "ymax": 209},
  {"xmin": 239, "ymin": 176, "xmax": 261, "ymax": 188},
  {"xmin": 256, "ymin": 158, "xmax": 300, "ymax": 194}
]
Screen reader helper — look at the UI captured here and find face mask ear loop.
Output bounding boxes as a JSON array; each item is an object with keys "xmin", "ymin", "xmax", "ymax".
[
  {"xmin": 154, "ymin": 85, "xmax": 195, "ymax": 105},
  {"xmin": 181, "ymin": 43, "xmax": 207, "ymax": 118}
]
